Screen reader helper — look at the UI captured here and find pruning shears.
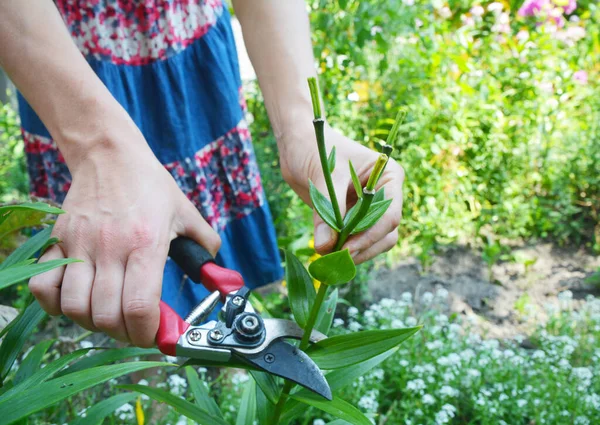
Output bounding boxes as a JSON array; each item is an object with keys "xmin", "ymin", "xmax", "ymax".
[{"xmin": 156, "ymin": 237, "xmax": 332, "ymax": 400}]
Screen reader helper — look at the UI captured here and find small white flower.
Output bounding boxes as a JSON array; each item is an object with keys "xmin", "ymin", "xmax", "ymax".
[
  {"xmin": 517, "ymin": 399, "xmax": 527, "ymax": 408},
  {"xmin": 422, "ymin": 292, "xmax": 434, "ymax": 305},
  {"xmin": 333, "ymin": 318, "xmax": 345, "ymax": 328},
  {"xmin": 470, "ymin": 5, "xmax": 484, "ymax": 17},
  {"xmin": 401, "ymin": 292, "xmax": 413, "ymax": 304},
  {"xmin": 175, "ymin": 415, "xmax": 188, "ymax": 425},
  {"xmin": 439, "ymin": 385, "xmax": 459, "ymax": 398},
  {"xmin": 348, "ymin": 321, "xmax": 362, "ymax": 332},
  {"xmin": 422, "ymin": 394, "xmax": 436, "ymax": 405},
  {"xmin": 400, "ymin": 359, "xmax": 410, "ymax": 368},
  {"xmin": 406, "ymin": 378, "xmax": 426, "ymax": 392},
  {"xmin": 403, "ymin": 0, "xmax": 415, "ymax": 5},
  {"xmin": 347, "ymin": 92, "xmax": 360, "ymax": 102},
  {"xmin": 115, "ymin": 403, "xmax": 134, "ymax": 420},
  {"xmin": 406, "ymin": 317, "xmax": 418, "ymax": 327},
  {"xmin": 313, "ymin": 420, "xmax": 326, "ymax": 425},
  {"xmin": 80, "ymin": 340, "xmax": 93, "ymax": 349},
  {"xmin": 347, "ymin": 306, "xmax": 359, "ymax": 317},
  {"xmin": 487, "ymin": 2, "xmax": 503, "ymax": 13}
]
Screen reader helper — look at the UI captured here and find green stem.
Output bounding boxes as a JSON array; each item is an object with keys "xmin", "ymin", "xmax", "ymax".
[
  {"xmin": 313, "ymin": 118, "xmax": 344, "ymax": 228},
  {"xmin": 269, "ymin": 285, "xmax": 328, "ymax": 425},
  {"xmin": 334, "ymin": 190, "xmax": 375, "ymax": 251}
]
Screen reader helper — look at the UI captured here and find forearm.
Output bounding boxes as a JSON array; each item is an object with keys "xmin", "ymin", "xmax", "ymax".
[
  {"xmin": 0, "ymin": 0, "xmax": 140, "ymax": 171},
  {"xmin": 233, "ymin": 0, "xmax": 317, "ymax": 146}
]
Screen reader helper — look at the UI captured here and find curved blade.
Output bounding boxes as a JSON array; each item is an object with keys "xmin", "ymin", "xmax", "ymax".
[{"xmin": 237, "ymin": 340, "xmax": 332, "ymax": 400}]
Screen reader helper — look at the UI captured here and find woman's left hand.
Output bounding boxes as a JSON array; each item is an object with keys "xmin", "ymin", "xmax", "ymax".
[{"xmin": 279, "ymin": 125, "xmax": 405, "ymax": 264}]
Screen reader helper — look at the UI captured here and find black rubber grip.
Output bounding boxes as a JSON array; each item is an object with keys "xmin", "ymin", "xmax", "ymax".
[{"xmin": 168, "ymin": 237, "xmax": 214, "ymax": 282}]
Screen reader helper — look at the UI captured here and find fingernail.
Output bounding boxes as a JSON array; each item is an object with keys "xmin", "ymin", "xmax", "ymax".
[{"xmin": 315, "ymin": 223, "xmax": 333, "ymax": 248}]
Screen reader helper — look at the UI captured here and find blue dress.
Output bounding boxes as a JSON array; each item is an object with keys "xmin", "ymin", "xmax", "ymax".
[{"xmin": 18, "ymin": 0, "xmax": 283, "ymax": 318}]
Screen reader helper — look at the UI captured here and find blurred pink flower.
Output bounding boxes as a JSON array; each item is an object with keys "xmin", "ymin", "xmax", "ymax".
[
  {"xmin": 518, "ymin": 0, "xmax": 576, "ymax": 17},
  {"xmin": 573, "ymin": 70, "xmax": 588, "ymax": 85}
]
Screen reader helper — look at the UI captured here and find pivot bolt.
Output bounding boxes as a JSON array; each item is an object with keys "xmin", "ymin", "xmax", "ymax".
[
  {"xmin": 264, "ymin": 353, "xmax": 275, "ymax": 364},
  {"xmin": 188, "ymin": 329, "xmax": 202, "ymax": 343},
  {"xmin": 231, "ymin": 296, "xmax": 245, "ymax": 306},
  {"xmin": 209, "ymin": 329, "xmax": 224, "ymax": 342}
]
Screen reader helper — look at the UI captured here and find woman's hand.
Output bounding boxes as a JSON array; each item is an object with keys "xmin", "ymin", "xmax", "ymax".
[
  {"xmin": 29, "ymin": 120, "xmax": 221, "ymax": 348},
  {"xmin": 280, "ymin": 125, "xmax": 404, "ymax": 264}
]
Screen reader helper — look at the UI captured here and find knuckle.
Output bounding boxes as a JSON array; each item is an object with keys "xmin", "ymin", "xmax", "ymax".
[
  {"xmin": 129, "ymin": 223, "xmax": 155, "ymax": 250},
  {"xmin": 61, "ymin": 298, "xmax": 89, "ymax": 321},
  {"xmin": 28, "ymin": 276, "xmax": 49, "ymax": 298},
  {"xmin": 389, "ymin": 211, "xmax": 402, "ymax": 230},
  {"xmin": 123, "ymin": 298, "xmax": 154, "ymax": 322},
  {"xmin": 92, "ymin": 312, "xmax": 122, "ymax": 332}
]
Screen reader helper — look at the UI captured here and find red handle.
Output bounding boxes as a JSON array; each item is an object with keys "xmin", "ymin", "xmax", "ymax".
[
  {"xmin": 156, "ymin": 301, "xmax": 190, "ymax": 356},
  {"xmin": 200, "ymin": 263, "xmax": 244, "ymax": 298}
]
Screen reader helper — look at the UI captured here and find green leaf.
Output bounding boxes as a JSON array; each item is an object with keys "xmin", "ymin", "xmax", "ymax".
[
  {"xmin": 351, "ymin": 199, "xmax": 393, "ymax": 234},
  {"xmin": 309, "ymin": 180, "xmax": 341, "ymax": 232},
  {"xmin": 181, "ymin": 358, "xmax": 260, "ymax": 371},
  {"xmin": 0, "ymin": 361, "xmax": 171, "ymax": 424},
  {"xmin": 307, "ymin": 327, "xmax": 421, "ymax": 369},
  {"xmin": 0, "ymin": 258, "xmax": 81, "ymax": 291},
  {"xmin": 236, "ymin": 378, "xmax": 257, "ymax": 425},
  {"xmin": 0, "ymin": 226, "xmax": 52, "ymax": 271},
  {"xmin": 343, "ymin": 199, "xmax": 363, "ymax": 227},
  {"xmin": 119, "ymin": 384, "xmax": 229, "ymax": 425},
  {"xmin": 285, "ymin": 251, "xmax": 316, "ymax": 328},
  {"xmin": 290, "ymin": 394, "xmax": 371, "ymax": 425},
  {"xmin": 256, "ymin": 383, "xmax": 274, "ymax": 425},
  {"xmin": 185, "ymin": 367, "xmax": 223, "ymax": 419},
  {"xmin": 349, "ymin": 161, "xmax": 363, "ymax": 199},
  {"xmin": 0, "ymin": 202, "xmax": 64, "ymax": 216},
  {"xmin": 327, "ymin": 421, "xmax": 352, "ymax": 425},
  {"xmin": 1, "ymin": 348, "xmax": 92, "ymax": 400},
  {"xmin": 282, "ymin": 348, "xmax": 399, "ymax": 423},
  {"xmin": 327, "ymin": 146, "xmax": 336, "ymax": 173},
  {"xmin": 0, "ymin": 301, "xmax": 46, "ymax": 380},
  {"xmin": 13, "ymin": 339, "xmax": 55, "ymax": 385},
  {"xmin": 315, "ymin": 288, "xmax": 338, "ymax": 335},
  {"xmin": 338, "ymin": 0, "xmax": 349, "ymax": 9},
  {"xmin": 68, "ymin": 393, "xmax": 138, "ymax": 425},
  {"xmin": 373, "ymin": 188, "xmax": 385, "ymax": 203},
  {"xmin": 250, "ymin": 371, "xmax": 279, "ymax": 405},
  {"xmin": 308, "ymin": 250, "xmax": 356, "ymax": 286},
  {"xmin": 56, "ymin": 347, "xmax": 160, "ymax": 377}
]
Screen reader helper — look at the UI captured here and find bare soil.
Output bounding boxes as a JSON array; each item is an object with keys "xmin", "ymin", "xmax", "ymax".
[{"xmin": 368, "ymin": 244, "xmax": 600, "ymax": 338}]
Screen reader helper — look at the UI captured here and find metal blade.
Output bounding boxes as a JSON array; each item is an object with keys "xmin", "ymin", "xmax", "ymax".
[{"xmin": 237, "ymin": 339, "xmax": 332, "ymax": 400}]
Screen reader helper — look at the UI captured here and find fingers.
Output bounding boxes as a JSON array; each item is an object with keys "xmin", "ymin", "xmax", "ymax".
[
  {"xmin": 313, "ymin": 178, "xmax": 348, "ymax": 254},
  {"xmin": 122, "ymin": 245, "xmax": 167, "ymax": 347},
  {"xmin": 60, "ymin": 252, "xmax": 98, "ymax": 331},
  {"xmin": 351, "ymin": 230, "xmax": 399, "ymax": 264},
  {"xmin": 177, "ymin": 199, "xmax": 221, "ymax": 256},
  {"xmin": 91, "ymin": 260, "xmax": 129, "ymax": 342},
  {"xmin": 29, "ymin": 244, "xmax": 66, "ymax": 316}
]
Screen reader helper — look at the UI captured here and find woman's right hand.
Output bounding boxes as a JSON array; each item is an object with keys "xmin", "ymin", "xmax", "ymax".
[{"xmin": 29, "ymin": 118, "xmax": 221, "ymax": 348}]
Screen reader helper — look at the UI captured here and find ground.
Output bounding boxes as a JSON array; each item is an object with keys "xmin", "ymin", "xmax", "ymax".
[{"xmin": 370, "ymin": 244, "xmax": 600, "ymax": 339}]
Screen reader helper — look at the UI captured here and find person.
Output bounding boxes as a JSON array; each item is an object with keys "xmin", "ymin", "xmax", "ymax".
[{"xmin": 0, "ymin": 0, "xmax": 404, "ymax": 348}]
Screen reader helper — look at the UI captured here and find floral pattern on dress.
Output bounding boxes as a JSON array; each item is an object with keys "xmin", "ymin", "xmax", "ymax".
[
  {"xmin": 22, "ymin": 119, "xmax": 264, "ymax": 231},
  {"xmin": 56, "ymin": 0, "xmax": 224, "ymax": 65}
]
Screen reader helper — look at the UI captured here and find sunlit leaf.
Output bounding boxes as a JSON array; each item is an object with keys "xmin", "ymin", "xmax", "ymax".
[
  {"xmin": 343, "ymin": 199, "xmax": 363, "ymax": 227},
  {"xmin": 236, "ymin": 378, "xmax": 256, "ymax": 425},
  {"xmin": 290, "ymin": 393, "xmax": 371, "ymax": 425},
  {"xmin": 351, "ymin": 199, "xmax": 392, "ymax": 234},
  {"xmin": 349, "ymin": 161, "xmax": 363, "ymax": 199},
  {"xmin": 0, "ymin": 301, "xmax": 46, "ymax": 380},
  {"xmin": 285, "ymin": 251, "xmax": 316, "ymax": 328},
  {"xmin": 309, "ymin": 180, "xmax": 340, "ymax": 231},
  {"xmin": 315, "ymin": 288, "xmax": 338, "ymax": 335},
  {"xmin": 373, "ymin": 188, "xmax": 385, "ymax": 203},
  {"xmin": 0, "ymin": 362, "xmax": 172, "ymax": 424},
  {"xmin": 306, "ymin": 327, "xmax": 421, "ymax": 369},
  {"xmin": 185, "ymin": 367, "xmax": 223, "ymax": 419},
  {"xmin": 250, "ymin": 371, "xmax": 279, "ymax": 405},
  {"xmin": 0, "ymin": 258, "xmax": 81, "ymax": 291},
  {"xmin": 308, "ymin": 250, "xmax": 356, "ymax": 286},
  {"xmin": 0, "ymin": 226, "xmax": 52, "ymax": 271},
  {"xmin": 56, "ymin": 347, "xmax": 160, "ymax": 377},
  {"xmin": 119, "ymin": 384, "xmax": 229, "ymax": 425},
  {"xmin": 327, "ymin": 146, "xmax": 336, "ymax": 173},
  {"xmin": 68, "ymin": 393, "xmax": 138, "ymax": 425}
]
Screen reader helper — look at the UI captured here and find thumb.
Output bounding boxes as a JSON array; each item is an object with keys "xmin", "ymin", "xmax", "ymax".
[{"xmin": 313, "ymin": 177, "xmax": 347, "ymax": 254}]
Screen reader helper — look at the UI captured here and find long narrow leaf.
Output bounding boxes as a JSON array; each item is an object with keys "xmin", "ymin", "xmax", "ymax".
[
  {"xmin": 349, "ymin": 161, "xmax": 363, "ymax": 199},
  {"xmin": 0, "ymin": 258, "xmax": 81, "ymax": 291},
  {"xmin": 256, "ymin": 383, "xmax": 274, "ymax": 425},
  {"xmin": 306, "ymin": 327, "xmax": 421, "ymax": 369},
  {"xmin": 290, "ymin": 394, "xmax": 371, "ymax": 425},
  {"xmin": 327, "ymin": 146, "xmax": 336, "ymax": 173},
  {"xmin": 0, "ymin": 348, "xmax": 92, "ymax": 401},
  {"xmin": 0, "ymin": 301, "xmax": 46, "ymax": 380},
  {"xmin": 315, "ymin": 288, "xmax": 338, "ymax": 335},
  {"xmin": 13, "ymin": 339, "xmax": 55, "ymax": 385},
  {"xmin": 0, "ymin": 226, "xmax": 52, "ymax": 271},
  {"xmin": 185, "ymin": 367, "xmax": 223, "ymax": 419},
  {"xmin": 118, "ymin": 384, "xmax": 229, "ymax": 425},
  {"xmin": 285, "ymin": 251, "xmax": 316, "ymax": 328},
  {"xmin": 68, "ymin": 393, "xmax": 138, "ymax": 425},
  {"xmin": 309, "ymin": 180, "xmax": 341, "ymax": 231},
  {"xmin": 0, "ymin": 202, "xmax": 64, "ymax": 215},
  {"xmin": 351, "ymin": 199, "xmax": 393, "ymax": 234},
  {"xmin": 250, "ymin": 371, "xmax": 279, "ymax": 405},
  {"xmin": 0, "ymin": 361, "xmax": 171, "ymax": 424},
  {"xmin": 236, "ymin": 378, "xmax": 256, "ymax": 425},
  {"xmin": 56, "ymin": 347, "xmax": 160, "ymax": 377}
]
